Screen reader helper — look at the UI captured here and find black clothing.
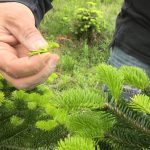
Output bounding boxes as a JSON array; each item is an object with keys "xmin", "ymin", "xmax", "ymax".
[
  {"xmin": 111, "ymin": 0, "xmax": 150, "ymax": 64},
  {"xmin": 0, "ymin": 0, "xmax": 53, "ymax": 26}
]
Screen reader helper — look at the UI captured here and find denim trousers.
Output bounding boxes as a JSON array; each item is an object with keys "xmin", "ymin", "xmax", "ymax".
[
  {"xmin": 106, "ymin": 47, "xmax": 150, "ymax": 101},
  {"xmin": 108, "ymin": 47, "xmax": 150, "ymax": 77}
]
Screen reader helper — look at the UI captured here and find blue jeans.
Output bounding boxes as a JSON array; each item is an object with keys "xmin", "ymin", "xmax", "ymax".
[
  {"xmin": 108, "ymin": 47, "xmax": 150, "ymax": 77},
  {"xmin": 106, "ymin": 47, "xmax": 150, "ymax": 101}
]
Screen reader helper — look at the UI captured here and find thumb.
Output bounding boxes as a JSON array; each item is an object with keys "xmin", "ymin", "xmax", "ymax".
[
  {"xmin": 5, "ymin": 2, "xmax": 48, "ymax": 50},
  {"xmin": 10, "ymin": 25, "xmax": 48, "ymax": 51},
  {"xmin": 19, "ymin": 26, "xmax": 48, "ymax": 50}
]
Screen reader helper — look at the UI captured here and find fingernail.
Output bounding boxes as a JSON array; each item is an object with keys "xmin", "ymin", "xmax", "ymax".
[
  {"xmin": 43, "ymin": 53, "xmax": 51, "ymax": 63},
  {"xmin": 50, "ymin": 54, "xmax": 59, "ymax": 63},
  {"xmin": 48, "ymin": 55, "xmax": 59, "ymax": 67},
  {"xmin": 31, "ymin": 39, "xmax": 48, "ymax": 50}
]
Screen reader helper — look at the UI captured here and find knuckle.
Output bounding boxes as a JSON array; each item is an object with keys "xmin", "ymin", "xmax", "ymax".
[
  {"xmin": 23, "ymin": 27, "xmax": 38, "ymax": 40},
  {"xmin": 5, "ymin": 14, "xmax": 18, "ymax": 24},
  {"xmin": 5, "ymin": 63, "xmax": 18, "ymax": 78},
  {"xmin": 26, "ymin": 60, "xmax": 41, "ymax": 74},
  {"xmin": 13, "ymin": 82, "xmax": 27, "ymax": 90},
  {"xmin": 32, "ymin": 64, "xmax": 41, "ymax": 74},
  {"xmin": 5, "ymin": 63, "xmax": 14, "ymax": 74}
]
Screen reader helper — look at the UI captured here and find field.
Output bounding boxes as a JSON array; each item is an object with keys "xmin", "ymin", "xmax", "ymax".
[{"xmin": 40, "ymin": 0, "xmax": 122, "ymax": 93}]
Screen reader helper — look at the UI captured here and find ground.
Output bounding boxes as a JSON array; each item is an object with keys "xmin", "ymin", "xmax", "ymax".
[{"xmin": 40, "ymin": 0, "xmax": 122, "ymax": 92}]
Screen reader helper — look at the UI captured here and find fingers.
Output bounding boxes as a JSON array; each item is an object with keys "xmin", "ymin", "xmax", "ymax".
[
  {"xmin": 0, "ymin": 42, "xmax": 59, "ymax": 78},
  {"xmin": 0, "ymin": 34, "xmax": 18, "ymax": 46},
  {"xmin": 15, "ymin": 44, "xmax": 30, "ymax": 57},
  {"xmin": 0, "ymin": 25, "xmax": 18, "ymax": 46},
  {"xmin": 0, "ymin": 42, "xmax": 53, "ymax": 78},
  {"xmin": 0, "ymin": 3, "xmax": 59, "ymax": 90},
  {"xmin": 4, "ymin": 53, "xmax": 52, "ymax": 78},
  {"xmin": 1, "ymin": 54, "xmax": 59, "ymax": 90},
  {"xmin": 11, "ymin": 25, "xmax": 47, "ymax": 51},
  {"xmin": 4, "ymin": 2, "xmax": 48, "ymax": 51},
  {"xmin": 0, "ymin": 24, "xmax": 18, "ymax": 46}
]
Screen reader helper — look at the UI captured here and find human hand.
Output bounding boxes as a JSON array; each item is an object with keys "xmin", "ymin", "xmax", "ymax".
[{"xmin": 0, "ymin": 2, "xmax": 59, "ymax": 89}]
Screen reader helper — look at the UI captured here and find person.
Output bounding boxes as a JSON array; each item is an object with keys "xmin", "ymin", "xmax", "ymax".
[
  {"xmin": 0, "ymin": 0, "xmax": 58, "ymax": 90},
  {"xmin": 0, "ymin": 0, "xmax": 150, "ymax": 90},
  {"xmin": 107, "ymin": 0, "xmax": 150, "ymax": 100},
  {"xmin": 108, "ymin": 0, "xmax": 150, "ymax": 77}
]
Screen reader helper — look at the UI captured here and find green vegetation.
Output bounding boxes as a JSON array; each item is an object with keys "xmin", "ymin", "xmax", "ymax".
[
  {"xmin": 4, "ymin": 0, "xmax": 150, "ymax": 150},
  {"xmin": 71, "ymin": 2, "xmax": 106, "ymax": 43},
  {"xmin": 0, "ymin": 63, "xmax": 150, "ymax": 149},
  {"xmin": 56, "ymin": 136, "xmax": 95, "ymax": 150},
  {"xmin": 39, "ymin": 0, "xmax": 120, "ymax": 96},
  {"xmin": 29, "ymin": 42, "xmax": 59, "ymax": 56}
]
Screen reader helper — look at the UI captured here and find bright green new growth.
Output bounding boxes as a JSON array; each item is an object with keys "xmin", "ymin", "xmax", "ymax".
[
  {"xmin": 96, "ymin": 64, "xmax": 150, "ymax": 101},
  {"xmin": 86, "ymin": 2, "xmax": 97, "ymax": 7},
  {"xmin": 56, "ymin": 136, "xmax": 95, "ymax": 150},
  {"xmin": 27, "ymin": 101, "xmax": 37, "ymax": 110},
  {"xmin": 96, "ymin": 63, "xmax": 124, "ymax": 101},
  {"xmin": 67, "ymin": 111, "xmax": 114, "ymax": 138},
  {"xmin": 0, "ymin": 64, "xmax": 150, "ymax": 149},
  {"xmin": 0, "ymin": 92, "xmax": 5, "ymax": 106},
  {"xmin": 119, "ymin": 66, "xmax": 149, "ymax": 89},
  {"xmin": 36, "ymin": 120, "xmax": 58, "ymax": 131},
  {"xmin": 0, "ymin": 75, "xmax": 67, "ymax": 149},
  {"xmin": 29, "ymin": 41, "xmax": 59, "ymax": 56},
  {"xmin": 55, "ymin": 88, "xmax": 105, "ymax": 112},
  {"xmin": 10, "ymin": 115, "xmax": 24, "ymax": 126},
  {"xmin": 130, "ymin": 94, "xmax": 150, "ymax": 114},
  {"xmin": 47, "ymin": 73, "xmax": 58, "ymax": 83},
  {"xmin": 71, "ymin": 2, "xmax": 106, "ymax": 42},
  {"xmin": 95, "ymin": 64, "xmax": 150, "ymax": 150}
]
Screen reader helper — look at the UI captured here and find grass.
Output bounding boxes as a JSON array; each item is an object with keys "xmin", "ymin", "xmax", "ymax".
[{"xmin": 40, "ymin": 0, "xmax": 122, "ymax": 92}]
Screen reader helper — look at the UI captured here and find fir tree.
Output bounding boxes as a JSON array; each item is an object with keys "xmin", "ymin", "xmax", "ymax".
[{"xmin": 0, "ymin": 63, "xmax": 150, "ymax": 150}]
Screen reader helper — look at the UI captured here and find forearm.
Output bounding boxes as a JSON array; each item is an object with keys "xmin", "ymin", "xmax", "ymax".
[{"xmin": 0, "ymin": 0, "xmax": 53, "ymax": 26}]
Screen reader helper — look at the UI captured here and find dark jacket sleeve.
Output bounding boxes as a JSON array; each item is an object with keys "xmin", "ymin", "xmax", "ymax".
[{"xmin": 0, "ymin": 0, "xmax": 53, "ymax": 26}]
